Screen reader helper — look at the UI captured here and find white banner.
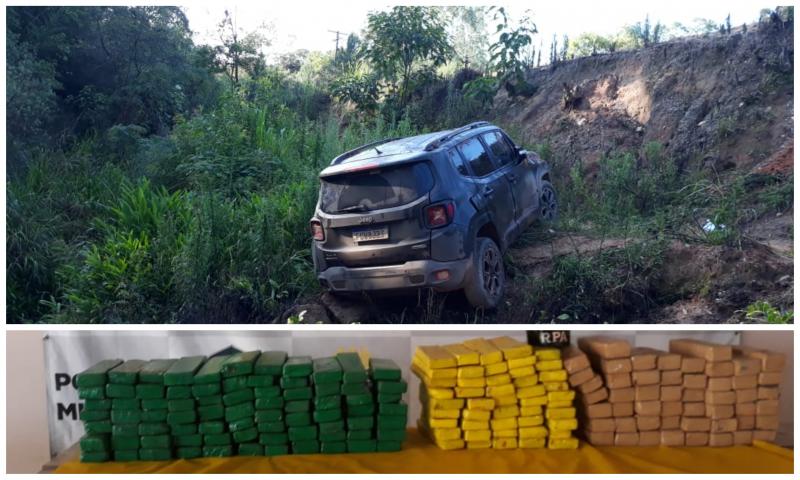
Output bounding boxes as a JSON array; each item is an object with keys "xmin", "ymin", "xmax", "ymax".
[{"xmin": 43, "ymin": 329, "xmax": 739, "ymax": 456}]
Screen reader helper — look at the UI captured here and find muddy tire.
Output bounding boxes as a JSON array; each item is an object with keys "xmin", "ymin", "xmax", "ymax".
[
  {"xmin": 463, "ymin": 237, "xmax": 505, "ymax": 310},
  {"xmin": 539, "ymin": 181, "xmax": 558, "ymax": 222}
]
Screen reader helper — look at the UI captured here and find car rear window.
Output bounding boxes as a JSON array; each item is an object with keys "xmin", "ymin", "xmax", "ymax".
[{"xmin": 320, "ymin": 162, "xmax": 434, "ymax": 214}]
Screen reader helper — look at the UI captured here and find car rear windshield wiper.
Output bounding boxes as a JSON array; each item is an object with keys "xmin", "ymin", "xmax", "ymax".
[{"xmin": 335, "ymin": 204, "xmax": 369, "ymax": 213}]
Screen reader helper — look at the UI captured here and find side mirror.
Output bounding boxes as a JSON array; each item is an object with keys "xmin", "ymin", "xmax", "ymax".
[{"xmin": 517, "ymin": 148, "xmax": 529, "ymax": 162}]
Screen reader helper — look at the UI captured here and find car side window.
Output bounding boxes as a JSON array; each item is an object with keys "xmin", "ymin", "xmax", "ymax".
[
  {"xmin": 482, "ymin": 131, "xmax": 516, "ymax": 166},
  {"xmin": 456, "ymin": 137, "xmax": 495, "ymax": 177},
  {"xmin": 447, "ymin": 148, "xmax": 470, "ymax": 176}
]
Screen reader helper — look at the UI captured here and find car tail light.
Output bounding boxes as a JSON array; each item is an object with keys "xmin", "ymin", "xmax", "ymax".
[
  {"xmin": 433, "ymin": 269, "xmax": 450, "ymax": 281},
  {"xmin": 310, "ymin": 220, "xmax": 325, "ymax": 241},
  {"xmin": 425, "ymin": 202, "xmax": 455, "ymax": 228}
]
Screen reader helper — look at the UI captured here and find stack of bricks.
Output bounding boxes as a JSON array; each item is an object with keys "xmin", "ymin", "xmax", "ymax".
[
  {"xmin": 412, "ymin": 336, "xmax": 578, "ymax": 450},
  {"xmin": 733, "ymin": 345, "xmax": 785, "ymax": 443},
  {"xmin": 370, "ymin": 358, "xmax": 409, "ymax": 452},
  {"xmin": 135, "ymin": 359, "xmax": 176, "ymax": 460},
  {"xmin": 312, "ymin": 356, "xmax": 346, "ymax": 453},
  {"xmin": 562, "ymin": 346, "xmax": 614, "ymax": 446},
  {"xmin": 253, "ymin": 351, "xmax": 289, "ymax": 455},
  {"xmin": 219, "ymin": 351, "xmax": 259, "ymax": 455},
  {"xmin": 280, "ymin": 356, "xmax": 316, "ymax": 454},
  {"xmin": 77, "ymin": 359, "xmax": 122, "ymax": 462},
  {"xmin": 163, "ymin": 356, "xmax": 205, "ymax": 458},
  {"xmin": 193, "ymin": 355, "xmax": 230, "ymax": 458},
  {"xmin": 337, "ymin": 352, "xmax": 376, "ymax": 452}
]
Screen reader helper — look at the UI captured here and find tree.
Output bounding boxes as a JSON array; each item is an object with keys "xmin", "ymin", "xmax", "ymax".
[
  {"xmin": 364, "ymin": 6, "xmax": 453, "ymax": 108},
  {"xmin": 214, "ymin": 10, "xmax": 269, "ymax": 87},
  {"xmin": 444, "ymin": 6, "xmax": 490, "ymax": 71},
  {"xmin": 561, "ymin": 35, "xmax": 570, "ymax": 61}
]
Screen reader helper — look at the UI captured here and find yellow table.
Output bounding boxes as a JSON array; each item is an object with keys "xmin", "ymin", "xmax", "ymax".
[{"xmin": 55, "ymin": 429, "xmax": 793, "ymax": 474}]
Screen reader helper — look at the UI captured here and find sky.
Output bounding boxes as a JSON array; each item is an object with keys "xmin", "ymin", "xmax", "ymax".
[{"xmin": 182, "ymin": 1, "xmax": 772, "ymax": 58}]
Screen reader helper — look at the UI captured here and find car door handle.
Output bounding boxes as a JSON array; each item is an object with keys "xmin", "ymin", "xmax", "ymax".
[{"xmin": 484, "ymin": 187, "xmax": 495, "ymax": 197}]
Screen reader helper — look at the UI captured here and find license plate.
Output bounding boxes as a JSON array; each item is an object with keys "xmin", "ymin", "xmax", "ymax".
[{"xmin": 353, "ymin": 226, "xmax": 388, "ymax": 243}]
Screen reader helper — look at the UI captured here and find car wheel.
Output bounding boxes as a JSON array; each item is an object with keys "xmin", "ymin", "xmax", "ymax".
[
  {"xmin": 463, "ymin": 237, "xmax": 505, "ymax": 310},
  {"xmin": 539, "ymin": 181, "xmax": 558, "ymax": 222}
]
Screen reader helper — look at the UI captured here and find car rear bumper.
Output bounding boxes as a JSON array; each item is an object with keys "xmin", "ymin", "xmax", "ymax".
[{"xmin": 317, "ymin": 257, "xmax": 472, "ymax": 293}]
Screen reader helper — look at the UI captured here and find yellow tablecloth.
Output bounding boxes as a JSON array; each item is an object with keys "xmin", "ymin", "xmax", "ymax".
[{"xmin": 55, "ymin": 429, "xmax": 793, "ymax": 474}]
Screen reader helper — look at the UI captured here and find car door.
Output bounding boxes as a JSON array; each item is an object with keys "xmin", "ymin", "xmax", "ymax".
[
  {"xmin": 455, "ymin": 136, "xmax": 516, "ymax": 248},
  {"xmin": 482, "ymin": 130, "xmax": 539, "ymax": 229}
]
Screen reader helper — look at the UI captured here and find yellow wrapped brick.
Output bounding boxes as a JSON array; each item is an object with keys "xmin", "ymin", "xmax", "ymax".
[
  {"xmin": 443, "ymin": 343, "xmax": 480, "ymax": 366},
  {"xmin": 493, "ymin": 405, "xmax": 520, "ymax": 419},
  {"xmin": 507, "ymin": 355, "xmax": 536, "ymax": 370},
  {"xmin": 419, "ymin": 366, "xmax": 458, "ymax": 380},
  {"xmin": 486, "ymin": 383, "xmax": 515, "ymax": 398},
  {"xmin": 435, "ymin": 438, "xmax": 466, "ymax": 450},
  {"xmin": 457, "ymin": 365, "xmax": 484, "ymax": 378},
  {"xmin": 462, "ymin": 409, "xmax": 491, "ymax": 422},
  {"xmin": 543, "ymin": 381, "xmax": 569, "ymax": 392},
  {"xmin": 548, "ymin": 437, "xmax": 579, "ymax": 449},
  {"xmin": 547, "ymin": 418, "xmax": 578, "ymax": 431},
  {"xmin": 519, "ymin": 395, "xmax": 547, "ymax": 407},
  {"xmin": 520, "ymin": 405, "xmax": 543, "ymax": 417},
  {"xmin": 462, "ymin": 338, "xmax": 504, "ymax": 365},
  {"xmin": 419, "ymin": 375, "xmax": 457, "ymax": 388},
  {"xmin": 467, "ymin": 440, "xmax": 492, "ymax": 449},
  {"xmin": 457, "ymin": 377, "xmax": 486, "ymax": 388},
  {"xmin": 429, "ymin": 427, "xmax": 461, "ymax": 442},
  {"xmin": 455, "ymin": 386, "xmax": 484, "ymax": 398},
  {"xmin": 424, "ymin": 397, "xmax": 465, "ymax": 410},
  {"xmin": 427, "ymin": 408, "xmax": 461, "ymax": 419},
  {"xmin": 519, "ymin": 437, "xmax": 547, "ymax": 448},
  {"xmin": 517, "ymin": 384, "xmax": 546, "ymax": 399},
  {"xmin": 494, "ymin": 394, "xmax": 518, "ymax": 407},
  {"xmin": 462, "ymin": 419, "xmax": 490, "ymax": 431},
  {"xmin": 547, "ymin": 390, "xmax": 575, "ymax": 403},
  {"xmin": 545, "ymin": 407, "xmax": 576, "ymax": 420},
  {"xmin": 420, "ymin": 386, "xmax": 455, "ymax": 399},
  {"xmin": 493, "ymin": 437, "xmax": 518, "ymax": 449},
  {"xmin": 486, "ymin": 373, "xmax": 512, "ymax": 386},
  {"xmin": 484, "ymin": 361, "xmax": 509, "ymax": 376},
  {"xmin": 539, "ymin": 369, "xmax": 568, "ymax": 382},
  {"xmin": 518, "ymin": 415, "xmax": 544, "ymax": 427},
  {"xmin": 548, "ymin": 429, "xmax": 573, "ymax": 439},
  {"xmin": 414, "ymin": 345, "xmax": 457, "ymax": 369},
  {"xmin": 493, "ymin": 429, "xmax": 517, "ymax": 439},
  {"xmin": 488, "ymin": 336, "xmax": 533, "ymax": 359},
  {"xmin": 513, "ymin": 374, "xmax": 539, "ymax": 388},
  {"xmin": 509, "ymin": 365, "xmax": 536, "ymax": 379},
  {"xmin": 427, "ymin": 418, "xmax": 458, "ymax": 428},
  {"xmin": 534, "ymin": 347, "xmax": 561, "ymax": 361},
  {"xmin": 490, "ymin": 417, "xmax": 518, "ymax": 431},
  {"xmin": 537, "ymin": 359, "xmax": 564, "ymax": 371},
  {"xmin": 519, "ymin": 425, "xmax": 548, "ymax": 438},
  {"xmin": 547, "ymin": 400, "xmax": 573, "ymax": 408},
  {"xmin": 467, "ymin": 398, "xmax": 495, "ymax": 410}
]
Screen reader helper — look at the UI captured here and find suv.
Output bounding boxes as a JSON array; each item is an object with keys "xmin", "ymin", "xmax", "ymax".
[{"xmin": 309, "ymin": 121, "xmax": 557, "ymax": 309}]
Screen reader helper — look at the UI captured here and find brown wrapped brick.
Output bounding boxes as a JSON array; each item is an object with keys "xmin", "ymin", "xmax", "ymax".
[
  {"xmin": 661, "ymin": 415, "xmax": 681, "ymax": 430},
  {"xmin": 635, "ymin": 400, "xmax": 661, "ymax": 416},
  {"xmin": 735, "ymin": 402, "xmax": 756, "ymax": 416},
  {"xmin": 736, "ymin": 388, "xmax": 758, "ymax": 403},
  {"xmin": 758, "ymin": 372, "xmax": 782, "ymax": 386},
  {"xmin": 630, "ymin": 348, "xmax": 658, "ymax": 371},
  {"xmin": 733, "ymin": 430, "xmax": 753, "ymax": 445},
  {"xmin": 612, "ymin": 402, "xmax": 634, "ymax": 417},
  {"xmin": 661, "ymin": 370, "xmax": 683, "ymax": 386},
  {"xmin": 681, "ymin": 357, "xmax": 706, "ymax": 373},
  {"xmin": 738, "ymin": 415, "xmax": 756, "ymax": 430},
  {"xmin": 634, "ymin": 385, "xmax": 660, "ymax": 402},
  {"xmin": 661, "ymin": 385, "xmax": 682, "ymax": 402},
  {"xmin": 585, "ymin": 402, "xmax": 613, "ymax": 418},
  {"xmin": 580, "ymin": 386, "xmax": 609, "ymax": 405},
  {"xmin": 661, "ymin": 401, "xmax": 683, "ymax": 417},
  {"xmin": 657, "ymin": 352, "xmax": 682, "ymax": 371},
  {"xmin": 756, "ymin": 399, "xmax": 779, "ymax": 416},
  {"xmin": 733, "ymin": 346, "xmax": 785, "ymax": 372},
  {"xmin": 732, "ymin": 374, "xmax": 757, "ymax": 390},
  {"xmin": 757, "ymin": 387, "xmax": 780, "ymax": 400},
  {"xmin": 707, "ymin": 377, "xmax": 733, "ymax": 392},
  {"xmin": 601, "ymin": 358, "xmax": 632, "ymax": 374},
  {"xmin": 683, "ymin": 402, "xmax": 706, "ymax": 417},
  {"xmin": 711, "ymin": 418, "xmax": 738, "ymax": 433},
  {"xmin": 584, "ymin": 417, "xmax": 615, "ymax": 432},
  {"xmin": 639, "ymin": 430, "xmax": 660, "ymax": 446},
  {"xmin": 681, "ymin": 416, "xmax": 711, "ymax": 432},
  {"xmin": 685, "ymin": 432, "xmax": 709, "ymax": 446},
  {"xmin": 579, "ymin": 336, "xmax": 631, "ymax": 359},
  {"xmin": 608, "ymin": 387, "xmax": 635, "ymax": 403},
  {"xmin": 756, "ymin": 415, "xmax": 779, "ymax": 430},
  {"xmin": 568, "ymin": 367, "xmax": 596, "ymax": 387},
  {"xmin": 705, "ymin": 361, "xmax": 734, "ymax": 378},
  {"xmin": 615, "ymin": 416, "xmax": 637, "ymax": 432},
  {"xmin": 562, "ymin": 345, "xmax": 591, "ymax": 374},
  {"xmin": 683, "ymin": 389, "xmax": 705, "ymax": 402},
  {"xmin": 585, "ymin": 431, "xmax": 614, "ymax": 446},
  {"xmin": 706, "ymin": 404, "xmax": 734, "ymax": 419},
  {"xmin": 632, "ymin": 370, "xmax": 660, "ymax": 386},
  {"xmin": 670, "ymin": 339, "xmax": 732, "ymax": 362},
  {"xmin": 706, "ymin": 390, "xmax": 736, "ymax": 405},
  {"xmin": 578, "ymin": 375, "xmax": 604, "ymax": 394},
  {"xmin": 661, "ymin": 430, "xmax": 685, "ymax": 446},
  {"xmin": 683, "ymin": 373, "xmax": 707, "ymax": 389},
  {"xmin": 605, "ymin": 372, "xmax": 632, "ymax": 389},
  {"xmin": 732, "ymin": 355, "xmax": 762, "ymax": 375},
  {"xmin": 637, "ymin": 415, "xmax": 660, "ymax": 431},
  {"xmin": 709, "ymin": 432, "xmax": 733, "ymax": 447},
  {"xmin": 614, "ymin": 432, "xmax": 639, "ymax": 446},
  {"xmin": 753, "ymin": 430, "xmax": 777, "ymax": 442}
]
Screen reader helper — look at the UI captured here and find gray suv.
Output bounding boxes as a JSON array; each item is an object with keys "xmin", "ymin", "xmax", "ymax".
[{"xmin": 309, "ymin": 121, "xmax": 556, "ymax": 309}]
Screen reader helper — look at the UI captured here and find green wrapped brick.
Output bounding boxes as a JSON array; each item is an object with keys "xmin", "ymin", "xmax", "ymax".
[
  {"xmin": 174, "ymin": 434, "xmax": 203, "ymax": 447},
  {"xmin": 313, "ymin": 408, "xmax": 341, "ymax": 424},
  {"xmin": 285, "ymin": 400, "xmax": 311, "ymax": 413},
  {"xmin": 319, "ymin": 430, "xmax": 347, "ymax": 442},
  {"xmin": 341, "ymin": 383, "xmax": 369, "ymax": 396},
  {"xmin": 369, "ymin": 358, "xmax": 402, "ymax": 381},
  {"xmin": 167, "ymin": 410, "xmax": 196, "ymax": 425},
  {"xmin": 80, "ymin": 409, "xmax": 110, "ymax": 422},
  {"xmin": 112, "ymin": 435, "xmax": 139, "ymax": 450},
  {"xmin": 141, "ymin": 398, "xmax": 167, "ymax": 410},
  {"xmin": 377, "ymin": 380, "xmax": 407, "ymax": 394},
  {"xmin": 321, "ymin": 441, "xmax": 347, "ymax": 454},
  {"xmin": 233, "ymin": 427, "xmax": 258, "ymax": 443},
  {"xmin": 168, "ymin": 398, "xmax": 195, "ymax": 412},
  {"xmin": 139, "ymin": 448, "xmax": 172, "ymax": 461},
  {"xmin": 377, "ymin": 429, "xmax": 407, "ymax": 442},
  {"xmin": 112, "ymin": 398, "xmax": 139, "ymax": 410},
  {"xmin": 203, "ymin": 445, "xmax": 233, "ymax": 457},
  {"xmin": 204, "ymin": 433, "xmax": 233, "ymax": 446},
  {"xmin": 78, "ymin": 387, "xmax": 106, "ymax": 400},
  {"xmin": 335, "ymin": 352, "xmax": 367, "ymax": 384},
  {"xmin": 114, "ymin": 450, "xmax": 139, "ymax": 461},
  {"xmin": 138, "ymin": 422, "xmax": 169, "ymax": 435},
  {"xmin": 140, "ymin": 434, "xmax": 171, "ymax": 449},
  {"xmin": 246, "ymin": 375, "xmax": 273, "ymax": 388},
  {"xmin": 225, "ymin": 402, "xmax": 254, "ymax": 422},
  {"xmin": 108, "ymin": 360, "xmax": 146, "ymax": 385},
  {"xmin": 106, "ymin": 384, "xmax": 135, "ymax": 399},
  {"xmin": 223, "ymin": 376, "xmax": 248, "ymax": 393},
  {"xmin": 254, "ymin": 386, "xmax": 281, "ymax": 398},
  {"xmin": 314, "ymin": 395, "xmax": 340, "ymax": 411},
  {"xmin": 264, "ymin": 444, "xmax": 290, "ymax": 455},
  {"xmin": 80, "ymin": 451, "xmax": 110, "ymax": 463},
  {"xmin": 282, "ymin": 356, "xmax": 313, "ymax": 378},
  {"xmin": 346, "ymin": 393, "xmax": 373, "ymax": 407},
  {"xmin": 166, "ymin": 386, "xmax": 192, "ymax": 400},
  {"xmin": 288, "ymin": 425, "xmax": 317, "ymax": 442},
  {"xmin": 176, "ymin": 447, "xmax": 202, "ymax": 459},
  {"xmin": 110, "ymin": 410, "xmax": 141, "ymax": 424},
  {"xmin": 347, "ymin": 429, "xmax": 372, "ymax": 440},
  {"xmin": 76, "ymin": 359, "xmax": 123, "ymax": 388},
  {"xmin": 238, "ymin": 443, "xmax": 263, "ymax": 456},
  {"xmin": 255, "ymin": 397, "xmax": 283, "ymax": 410},
  {"xmin": 229, "ymin": 416, "xmax": 255, "ymax": 432},
  {"xmin": 259, "ymin": 432, "xmax": 289, "ymax": 445},
  {"xmin": 315, "ymin": 382, "xmax": 341, "ymax": 397},
  {"xmin": 280, "ymin": 376, "xmax": 308, "ymax": 389},
  {"xmin": 377, "ymin": 440, "xmax": 402, "ymax": 452},
  {"xmin": 141, "ymin": 409, "xmax": 168, "ymax": 423},
  {"xmin": 283, "ymin": 387, "xmax": 312, "ymax": 401},
  {"xmin": 199, "ymin": 421, "xmax": 226, "ymax": 435},
  {"xmin": 192, "ymin": 383, "xmax": 221, "ymax": 398},
  {"xmin": 257, "ymin": 421, "xmax": 285, "ymax": 433},
  {"xmin": 379, "ymin": 402, "xmax": 408, "ymax": 417},
  {"xmin": 318, "ymin": 419, "xmax": 345, "ymax": 434},
  {"xmin": 292, "ymin": 439, "xmax": 320, "ymax": 454},
  {"xmin": 84, "ymin": 399, "xmax": 112, "ymax": 411},
  {"xmin": 347, "ymin": 416, "xmax": 374, "ymax": 430},
  {"xmin": 197, "ymin": 395, "xmax": 223, "ymax": 407},
  {"xmin": 346, "ymin": 403, "xmax": 375, "ymax": 417},
  {"xmin": 285, "ymin": 411, "xmax": 311, "ymax": 427},
  {"xmin": 223, "ymin": 388, "xmax": 254, "ymax": 406},
  {"xmin": 138, "ymin": 359, "xmax": 176, "ymax": 384},
  {"xmin": 254, "ymin": 409, "xmax": 283, "ymax": 423},
  {"xmin": 377, "ymin": 414, "xmax": 406, "ymax": 430},
  {"xmin": 255, "ymin": 351, "xmax": 287, "ymax": 376},
  {"xmin": 221, "ymin": 351, "xmax": 259, "ymax": 377},
  {"xmin": 347, "ymin": 439, "xmax": 376, "ymax": 453},
  {"xmin": 79, "ymin": 434, "xmax": 110, "ymax": 452},
  {"xmin": 136, "ymin": 384, "xmax": 165, "ymax": 400},
  {"xmin": 198, "ymin": 404, "xmax": 224, "ymax": 421},
  {"xmin": 193, "ymin": 355, "xmax": 229, "ymax": 384},
  {"xmin": 377, "ymin": 393, "xmax": 403, "ymax": 404},
  {"xmin": 171, "ymin": 423, "xmax": 197, "ymax": 435},
  {"xmin": 164, "ymin": 356, "xmax": 206, "ymax": 386},
  {"xmin": 112, "ymin": 424, "xmax": 137, "ymax": 436}
]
